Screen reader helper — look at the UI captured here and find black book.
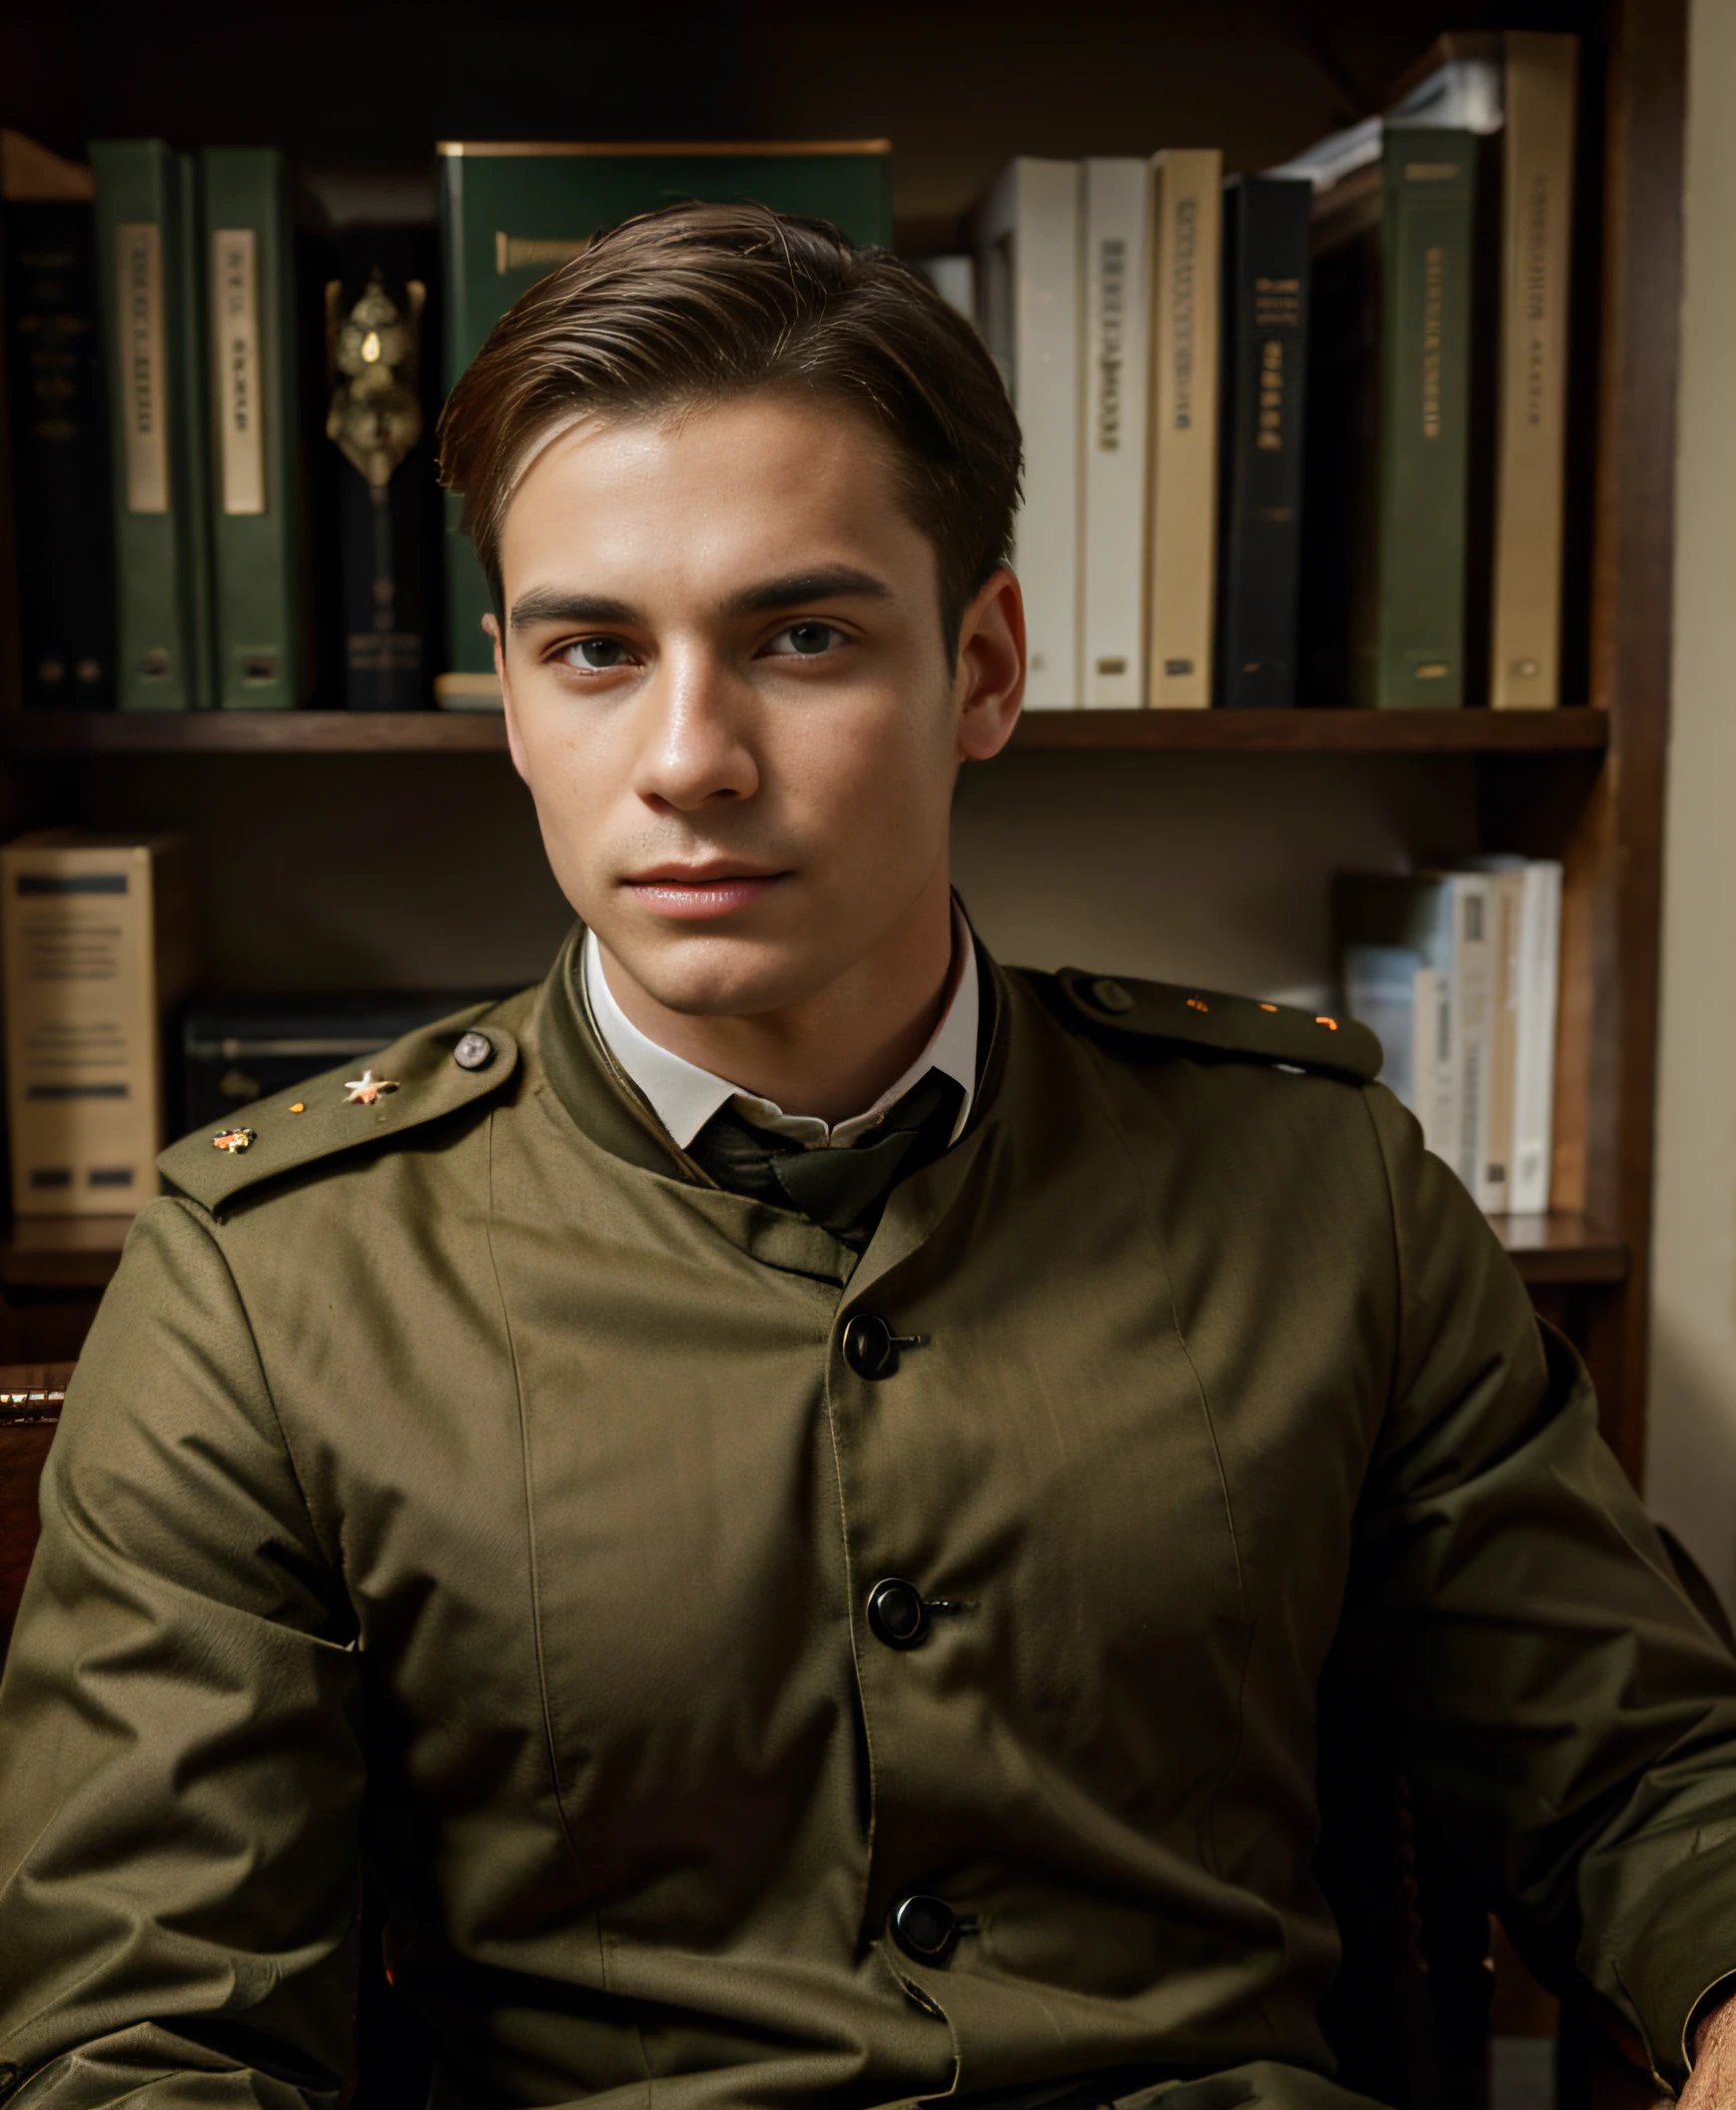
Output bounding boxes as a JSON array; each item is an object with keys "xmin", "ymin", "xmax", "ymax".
[
  {"xmin": 2, "ymin": 198, "xmax": 115, "ymax": 707},
  {"xmin": 1217, "ymin": 176, "xmax": 1312, "ymax": 708}
]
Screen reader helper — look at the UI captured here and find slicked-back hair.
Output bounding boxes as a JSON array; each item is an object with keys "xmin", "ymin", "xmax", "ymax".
[{"xmin": 437, "ymin": 202, "xmax": 1023, "ymax": 648}]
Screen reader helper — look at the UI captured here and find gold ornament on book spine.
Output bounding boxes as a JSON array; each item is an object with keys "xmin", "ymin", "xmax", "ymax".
[{"xmin": 324, "ymin": 271, "xmax": 426, "ymax": 490}]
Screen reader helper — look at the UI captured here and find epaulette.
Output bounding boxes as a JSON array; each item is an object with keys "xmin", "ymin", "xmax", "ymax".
[
  {"xmin": 158, "ymin": 1001, "xmax": 521, "ymax": 1218},
  {"xmin": 1046, "ymin": 967, "xmax": 1381, "ymax": 1085}
]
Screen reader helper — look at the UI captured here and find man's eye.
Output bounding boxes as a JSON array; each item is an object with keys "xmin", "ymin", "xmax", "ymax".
[
  {"xmin": 560, "ymin": 636, "xmax": 632, "ymax": 670},
  {"xmin": 766, "ymin": 621, "xmax": 844, "ymax": 658}
]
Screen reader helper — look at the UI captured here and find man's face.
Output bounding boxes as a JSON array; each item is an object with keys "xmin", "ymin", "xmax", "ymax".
[{"xmin": 494, "ymin": 391, "xmax": 1019, "ymax": 1022}]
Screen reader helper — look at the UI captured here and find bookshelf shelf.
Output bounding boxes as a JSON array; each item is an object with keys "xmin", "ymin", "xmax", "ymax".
[
  {"xmin": 0, "ymin": 1209, "xmax": 1627, "ymax": 1295},
  {"xmin": 0, "ymin": 707, "xmax": 1611, "ymax": 757}
]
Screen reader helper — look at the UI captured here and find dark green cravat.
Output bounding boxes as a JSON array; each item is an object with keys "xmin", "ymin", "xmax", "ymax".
[{"xmin": 689, "ymin": 1068, "xmax": 965, "ymax": 1246}]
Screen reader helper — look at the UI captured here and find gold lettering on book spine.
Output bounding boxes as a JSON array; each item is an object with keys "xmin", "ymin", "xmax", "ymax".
[{"xmin": 116, "ymin": 223, "xmax": 168, "ymax": 514}]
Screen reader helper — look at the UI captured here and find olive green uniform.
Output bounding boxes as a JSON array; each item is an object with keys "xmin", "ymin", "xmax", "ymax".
[{"xmin": 1, "ymin": 929, "xmax": 1734, "ymax": 2109}]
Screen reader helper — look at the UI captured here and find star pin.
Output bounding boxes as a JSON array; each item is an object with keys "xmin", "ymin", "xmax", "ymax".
[{"xmin": 344, "ymin": 1069, "xmax": 400, "ymax": 1107}]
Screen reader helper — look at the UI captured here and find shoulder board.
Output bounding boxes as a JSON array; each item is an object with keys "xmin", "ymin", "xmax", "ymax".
[
  {"xmin": 158, "ymin": 998, "xmax": 522, "ymax": 1217},
  {"xmin": 1047, "ymin": 966, "xmax": 1381, "ymax": 1085}
]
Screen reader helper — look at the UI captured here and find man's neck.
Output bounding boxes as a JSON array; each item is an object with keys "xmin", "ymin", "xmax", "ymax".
[{"xmin": 595, "ymin": 877, "xmax": 959, "ymax": 1128}]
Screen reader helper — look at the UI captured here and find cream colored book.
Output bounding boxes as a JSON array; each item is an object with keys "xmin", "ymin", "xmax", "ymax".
[
  {"xmin": 980, "ymin": 157, "xmax": 1082, "ymax": 708},
  {"xmin": 1471, "ymin": 863, "xmax": 1526, "ymax": 1212},
  {"xmin": 1489, "ymin": 34, "xmax": 1578, "ymax": 707},
  {"xmin": 1146, "ymin": 149, "xmax": 1222, "ymax": 708},
  {"xmin": 2, "ymin": 831, "xmax": 195, "ymax": 1217},
  {"xmin": 1080, "ymin": 158, "xmax": 1150, "ymax": 706}
]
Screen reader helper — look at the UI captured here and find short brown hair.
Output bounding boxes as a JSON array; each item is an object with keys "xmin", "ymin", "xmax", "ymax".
[{"xmin": 438, "ymin": 202, "xmax": 1022, "ymax": 644}]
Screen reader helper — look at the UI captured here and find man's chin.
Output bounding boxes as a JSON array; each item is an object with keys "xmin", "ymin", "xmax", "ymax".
[{"xmin": 600, "ymin": 929, "xmax": 830, "ymax": 1023}]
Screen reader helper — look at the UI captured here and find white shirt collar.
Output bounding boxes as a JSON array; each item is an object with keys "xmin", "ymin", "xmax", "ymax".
[{"xmin": 582, "ymin": 906, "xmax": 980, "ymax": 1154}]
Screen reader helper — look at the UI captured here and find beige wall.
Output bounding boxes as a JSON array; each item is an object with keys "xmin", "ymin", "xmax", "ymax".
[{"xmin": 1645, "ymin": 0, "xmax": 1736, "ymax": 1606}]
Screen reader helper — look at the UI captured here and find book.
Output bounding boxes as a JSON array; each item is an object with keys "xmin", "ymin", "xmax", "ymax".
[
  {"xmin": 1, "ymin": 136, "xmax": 115, "ymax": 708},
  {"xmin": 1341, "ymin": 943, "xmax": 1441, "ymax": 1120},
  {"xmin": 90, "ymin": 141, "xmax": 214, "ymax": 709},
  {"xmin": 1373, "ymin": 128, "xmax": 1484, "ymax": 709},
  {"xmin": 1393, "ymin": 34, "xmax": 1579, "ymax": 709},
  {"xmin": 913, "ymin": 255, "xmax": 975, "ymax": 320},
  {"xmin": 1300, "ymin": 128, "xmax": 1485, "ymax": 710},
  {"xmin": 1147, "ymin": 149, "xmax": 1222, "ymax": 709},
  {"xmin": 1217, "ymin": 175, "xmax": 1311, "ymax": 707},
  {"xmin": 979, "ymin": 156, "xmax": 1082, "ymax": 709},
  {"xmin": 1079, "ymin": 158, "xmax": 1149, "ymax": 707},
  {"xmin": 2, "ymin": 830, "xmax": 195, "ymax": 1218},
  {"xmin": 1462, "ymin": 856, "xmax": 1526, "ymax": 1211},
  {"xmin": 436, "ymin": 141, "xmax": 894, "ymax": 705},
  {"xmin": 1511, "ymin": 859, "xmax": 1562, "ymax": 1211},
  {"xmin": 201, "ymin": 147, "xmax": 300, "ymax": 709}
]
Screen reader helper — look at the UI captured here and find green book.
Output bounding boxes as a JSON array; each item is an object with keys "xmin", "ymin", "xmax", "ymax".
[
  {"xmin": 1368, "ymin": 126, "xmax": 1481, "ymax": 708},
  {"xmin": 90, "ymin": 141, "xmax": 213, "ymax": 709},
  {"xmin": 200, "ymin": 147, "xmax": 299, "ymax": 708},
  {"xmin": 434, "ymin": 141, "xmax": 894, "ymax": 701}
]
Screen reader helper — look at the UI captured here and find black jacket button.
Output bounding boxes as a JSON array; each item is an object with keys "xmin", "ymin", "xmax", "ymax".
[
  {"xmin": 842, "ymin": 1313, "xmax": 896, "ymax": 1379},
  {"xmin": 890, "ymin": 1893, "xmax": 960, "ymax": 1965},
  {"xmin": 867, "ymin": 1578, "xmax": 931, "ymax": 1649}
]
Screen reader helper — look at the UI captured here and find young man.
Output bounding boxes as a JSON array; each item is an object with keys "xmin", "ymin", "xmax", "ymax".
[{"xmin": 1, "ymin": 204, "xmax": 1735, "ymax": 2110}]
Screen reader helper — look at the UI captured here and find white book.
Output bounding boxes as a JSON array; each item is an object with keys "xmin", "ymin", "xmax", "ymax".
[
  {"xmin": 1476, "ymin": 866, "xmax": 1526, "ymax": 1213},
  {"xmin": 979, "ymin": 159, "xmax": 1082, "ymax": 709},
  {"xmin": 1443, "ymin": 873, "xmax": 1494, "ymax": 1200},
  {"xmin": 914, "ymin": 254, "xmax": 975, "ymax": 321},
  {"xmin": 1510, "ymin": 859, "xmax": 1563, "ymax": 1212},
  {"xmin": 1080, "ymin": 159, "xmax": 1151, "ymax": 706},
  {"xmin": 1412, "ymin": 967, "xmax": 1450, "ymax": 1163},
  {"xmin": 1147, "ymin": 149, "xmax": 1222, "ymax": 708}
]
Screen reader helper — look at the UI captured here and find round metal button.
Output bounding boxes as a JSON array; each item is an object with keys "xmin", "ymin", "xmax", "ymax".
[
  {"xmin": 1090, "ymin": 975, "xmax": 1135, "ymax": 1016},
  {"xmin": 452, "ymin": 1030, "xmax": 494, "ymax": 1071},
  {"xmin": 842, "ymin": 1313, "xmax": 897, "ymax": 1380},
  {"xmin": 890, "ymin": 1893, "xmax": 960, "ymax": 1966},
  {"xmin": 867, "ymin": 1578, "xmax": 931, "ymax": 1650}
]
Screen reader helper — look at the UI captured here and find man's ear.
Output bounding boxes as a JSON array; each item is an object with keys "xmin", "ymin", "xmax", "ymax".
[
  {"xmin": 486, "ymin": 613, "xmax": 531, "ymax": 784},
  {"xmin": 953, "ymin": 567, "xmax": 1026, "ymax": 764}
]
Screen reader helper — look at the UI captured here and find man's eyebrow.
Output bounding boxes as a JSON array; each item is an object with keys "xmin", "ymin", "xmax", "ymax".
[
  {"xmin": 509, "ymin": 588, "xmax": 640, "ymax": 630},
  {"xmin": 724, "ymin": 567, "xmax": 894, "ymax": 616}
]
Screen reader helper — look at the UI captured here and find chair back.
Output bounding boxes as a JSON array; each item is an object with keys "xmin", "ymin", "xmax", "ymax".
[{"xmin": 0, "ymin": 1364, "xmax": 73, "ymax": 1662}]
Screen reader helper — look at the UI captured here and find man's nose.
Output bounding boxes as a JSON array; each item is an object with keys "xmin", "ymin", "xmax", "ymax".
[{"xmin": 629, "ymin": 641, "xmax": 760, "ymax": 812}]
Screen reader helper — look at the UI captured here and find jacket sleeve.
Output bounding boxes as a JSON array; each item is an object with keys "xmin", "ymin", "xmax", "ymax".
[
  {"xmin": 0, "ymin": 1197, "xmax": 363, "ymax": 2107},
  {"xmin": 1354, "ymin": 1086, "xmax": 1736, "ymax": 2087}
]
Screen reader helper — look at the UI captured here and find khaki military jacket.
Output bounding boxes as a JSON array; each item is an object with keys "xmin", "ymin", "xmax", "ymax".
[{"xmin": 2, "ymin": 930, "xmax": 1735, "ymax": 2110}]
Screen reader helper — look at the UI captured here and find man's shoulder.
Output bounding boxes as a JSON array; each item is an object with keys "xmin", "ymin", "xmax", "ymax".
[
  {"xmin": 1019, "ymin": 965, "xmax": 1382, "ymax": 1088},
  {"xmin": 157, "ymin": 983, "xmax": 539, "ymax": 1221}
]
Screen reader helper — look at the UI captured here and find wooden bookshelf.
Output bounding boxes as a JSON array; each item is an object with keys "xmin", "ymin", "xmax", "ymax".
[
  {"xmin": 0, "ymin": 705, "xmax": 1613, "ymax": 755},
  {"xmin": 0, "ymin": 0, "xmax": 1682, "ymax": 1497}
]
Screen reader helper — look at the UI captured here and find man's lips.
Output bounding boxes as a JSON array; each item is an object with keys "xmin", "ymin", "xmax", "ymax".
[{"xmin": 621, "ymin": 866, "xmax": 790, "ymax": 920}]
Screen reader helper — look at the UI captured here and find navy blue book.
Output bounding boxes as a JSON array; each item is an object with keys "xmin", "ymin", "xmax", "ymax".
[
  {"xmin": 2, "ymin": 198, "xmax": 116, "ymax": 706},
  {"xmin": 1217, "ymin": 176, "xmax": 1312, "ymax": 707}
]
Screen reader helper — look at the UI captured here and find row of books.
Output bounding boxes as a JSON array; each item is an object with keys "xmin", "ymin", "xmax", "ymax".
[
  {"xmin": 4, "ymin": 138, "xmax": 303, "ymax": 711},
  {"xmin": 962, "ymin": 30, "xmax": 1580, "ymax": 712},
  {"xmin": 1338, "ymin": 858, "xmax": 1563, "ymax": 1216},
  {"xmin": 1, "ymin": 131, "xmax": 894, "ymax": 712}
]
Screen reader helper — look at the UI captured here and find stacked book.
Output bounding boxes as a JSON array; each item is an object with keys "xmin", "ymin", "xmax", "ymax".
[
  {"xmin": 1337, "ymin": 859, "xmax": 1563, "ymax": 1215},
  {"xmin": 965, "ymin": 29, "xmax": 1579, "ymax": 711}
]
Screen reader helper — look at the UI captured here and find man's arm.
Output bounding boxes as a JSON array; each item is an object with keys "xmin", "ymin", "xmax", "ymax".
[
  {"xmin": 1355, "ymin": 1089, "xmax": 1736, "ymax": 2094},
  {"xmin": 0, "ymin": 1198, "xmax": 365, "ymax": 2107}
]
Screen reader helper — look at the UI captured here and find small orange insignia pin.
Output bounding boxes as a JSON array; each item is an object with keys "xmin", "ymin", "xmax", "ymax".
[
  {"xmin": 343, "ymin": 1069, "xmax": 399, "ymax": 1107},
  {"xmin": 212, "ymin": 1127, "xmax": 256, "ymax": 1154},
  {"xmin": 1315, "ymin": 1017, "xmax": 1338, "ymax": 1031},
  {"xmin": 1186, "ymin": 996, "xmax": 1210, "ymax": 1013},
  {"xmin": 1259, "ymin": 1003, "xmax": 1279, "ymax": 1013},
  {"xmin": 289, "ymin": 1102, "xmax": 306, "ymax": 1114}
]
